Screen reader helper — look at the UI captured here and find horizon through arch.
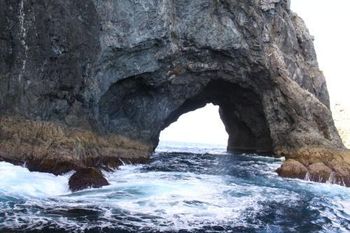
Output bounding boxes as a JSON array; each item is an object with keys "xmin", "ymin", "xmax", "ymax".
[{"xmin": 159, "ymin": 103, "xmax": 229, "ymax": 146}]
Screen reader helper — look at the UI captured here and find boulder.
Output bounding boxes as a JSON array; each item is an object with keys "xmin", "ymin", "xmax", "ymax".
[
  {"xmin": 277, "ymin": 159, "xmax": 308, "ymax": 179},
  {"xmin": 68, "ymin": 168, "xmax": 109, "ymax": 192},
  {"xmin": 308, "ymin": 162, "xmax": 332, "ymax": 183}
]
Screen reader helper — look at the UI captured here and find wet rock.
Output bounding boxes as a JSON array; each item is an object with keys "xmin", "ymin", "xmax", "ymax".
[
  {"xmin": 68, "ymin": 168, "xmax": 109, "ymax": 192},
  {"xmin": 280, "ymin": 148, "xmax": 350, "ymax": 186},
  {"xmin": 277, "ymin": 159, "xmax": 308, "ymax": 179},
  {"xmin": 308, "ymin": 162, "xmax": 332, "ymax": 183}
]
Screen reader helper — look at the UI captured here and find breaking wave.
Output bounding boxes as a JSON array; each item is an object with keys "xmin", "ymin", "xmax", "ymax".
[{"xmin": 0, "ymin": 142, "xmax": 350, "ymax": 232}]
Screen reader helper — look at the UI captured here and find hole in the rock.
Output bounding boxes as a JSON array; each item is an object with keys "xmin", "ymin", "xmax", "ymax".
[
  {"xmin": 159, "ymin": 103, "xmax": 229, "ymax": 146},
  {"xmin": 100, "ymin": 78, "xmax": 273, "ymax": 153}
]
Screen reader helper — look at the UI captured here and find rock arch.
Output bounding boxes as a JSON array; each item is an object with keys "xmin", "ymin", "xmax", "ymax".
[
  {"xmin": 0, "ymin": 0, "xmax": 350, "ymax": 185},
  {"xmin": 99, "ymin": 76, "xmax": 273, "ymax": 153}
]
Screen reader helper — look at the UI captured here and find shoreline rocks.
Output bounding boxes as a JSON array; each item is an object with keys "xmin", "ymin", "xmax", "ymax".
[
  {"xmin": 0, "ymin": 117, "xmax": 151, "ymax": 175},
  {"xmin": 277, "ymin": 147, "xmax": 350, "ymax": 186},
  {"xmin": 276, "ymin": 159, "xmax": 308, "ymax": 179}
]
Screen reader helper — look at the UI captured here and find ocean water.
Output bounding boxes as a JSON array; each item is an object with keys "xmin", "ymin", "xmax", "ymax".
[{"xmin": 0, "ymin": 141, "xmax": 350, "ymax": 233}]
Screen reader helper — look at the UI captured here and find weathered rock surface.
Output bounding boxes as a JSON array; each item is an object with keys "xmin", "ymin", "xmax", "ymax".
[
  {"xmin": 0, "ymin": 0, "xmax": 350, "ymax": 186},
  {"xmin": 277, "ymin": 159, "xmax": 307, "ymax": 179},
  {"xmin": 0, "ymin": 117, "xmax": 150, "ymax": 175},
  {"xmin": 68, "ymin": 168, "xmax": 109, "ymax": 192},
  {"xmin": 278, "ymin": 147, "xmax": 350, "ymax": 186},
  {"xmin": 308, "ymin": 162, "xmax": 332, "ymax": 183}
]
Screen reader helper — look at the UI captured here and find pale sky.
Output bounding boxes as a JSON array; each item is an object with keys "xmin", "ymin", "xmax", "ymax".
[
  {"xmin": 291, "ymin": 0, "xmax": 350, "ymax": 105},
  {"xmin": 160, "ymin": 103, "xmax": 228, "ymax": 145},
  {"xmin": 160, "ymin": 0, "xmax": 350, "ymax": 145}
]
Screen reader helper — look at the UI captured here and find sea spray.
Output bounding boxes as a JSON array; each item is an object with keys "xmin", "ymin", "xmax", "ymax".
[{"xmin": 0, "ymin": 143, "xmax": 350, "ymax": 232}]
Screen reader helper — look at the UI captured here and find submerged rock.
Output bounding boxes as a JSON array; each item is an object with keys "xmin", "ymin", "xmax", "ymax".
[
  {"xmin": 69, "ymin": 168, "xmax": 109, "ymax": 192},
  {"xmin": 0, "ymin": 0, "xmax": 349, "ymax": 186}
]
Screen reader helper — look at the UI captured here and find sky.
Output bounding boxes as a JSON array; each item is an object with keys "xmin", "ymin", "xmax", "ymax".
[
  {"xmin": 160, "ymin": 0, "xmax": 350, "ymax": 145},
  {"xmin": 291, "ymin": 0, "xmax": 350, "ymax": 105},
  {"xmin": 160, "ymin": 103, "xmax": 228, "ymax": 145}
]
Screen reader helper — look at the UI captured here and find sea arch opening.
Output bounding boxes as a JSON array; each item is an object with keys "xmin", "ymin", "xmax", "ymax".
[
  {"xmin": 155, "ymin": 79, "xmax": 274, "ymax": 153},
  {"xmin": 158, "ymin": 103, "xmax": 229, "ymax": 148},
  {"xmin": 99, "ymin": 77, "xmax": 274, "ymax": 154}
]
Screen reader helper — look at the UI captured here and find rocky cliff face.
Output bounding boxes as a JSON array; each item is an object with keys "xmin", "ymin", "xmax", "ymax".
[{"xmin": 1, "ymin": 0, "xmax": 349, "ymax": 186}]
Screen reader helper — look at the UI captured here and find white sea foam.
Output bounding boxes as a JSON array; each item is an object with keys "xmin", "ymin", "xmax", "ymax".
[
  {"xmin": 0, "ymin": 160, "xmax": 289, "ymax": 231},
  {"xmin": 0, "ymin": 161, "xmax": 70, "ymax": 198},
  {"xmin": 1, "ymin": 151, "xmax": 350, "ymax": 232},
  {"xmin": 55, "ymin": 164, "xmax": 301, "ymax": 231}
]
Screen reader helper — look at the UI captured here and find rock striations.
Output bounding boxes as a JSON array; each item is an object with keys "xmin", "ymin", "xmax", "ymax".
[{"xmin": 1, "ymin": 0, "xmax": 350, "ymax": 187}]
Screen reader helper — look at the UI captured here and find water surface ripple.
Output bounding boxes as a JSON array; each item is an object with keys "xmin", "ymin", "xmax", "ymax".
[{"xmin": 0, "ymin": 142, "xmax": 350, "ymax": 232}]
